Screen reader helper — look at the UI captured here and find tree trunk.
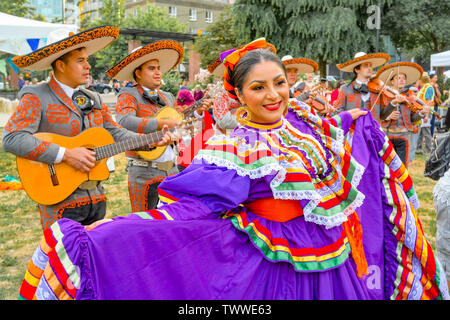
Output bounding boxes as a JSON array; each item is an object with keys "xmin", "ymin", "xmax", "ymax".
[{"xmin": 318, "ymin": 56, "xmax": 327, "ymax": 79}]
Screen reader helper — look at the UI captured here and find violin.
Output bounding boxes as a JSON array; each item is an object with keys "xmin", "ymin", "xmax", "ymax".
[
  {"xmin": 294, "ymin": 83, "xmax": 332, "ymax": 113},
  {"xmin": 367, "ymin": 78, "xmax": 397, "ymax": 100},
  {"xmin": 399, "ymin": 90, "xmax": 442, "ymax": 120}
]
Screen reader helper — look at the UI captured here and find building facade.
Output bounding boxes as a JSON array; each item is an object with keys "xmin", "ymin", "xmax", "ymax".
[
  {"xmin": 29, "ymin": 0, "xmax": 79, "ymax": 25},
  {"xmin": 124, "ymin": 0, "xmax": 232, "ymax": 34}
]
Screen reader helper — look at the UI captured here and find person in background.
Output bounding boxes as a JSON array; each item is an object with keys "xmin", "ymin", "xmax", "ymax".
[
  {"xmin": 17, "ymin": 74, "xmax": 25, "ymax": 89},
  {"xmin": 375, "ymin": 61, "xmax": 425, "ymax": 167},
  {"xmin": 193, "ymin": 84, "xmax": 204, "ymax": 101},
  {"xmin": 176, "ymin": 89, "xmax": 195, "ymax": 112},
  {"xmin": 433, "ymin": 162, "xmax": 450, "ymax": 291},
  {"xmin": 330, "ymin": 79, "xmax": 345, "ymax": 106},
  {"xmin": 430, "ymin": 72, "xmax": 443, "ymax": 136},
  {"xmin": 415, "ymin": 72, "xmax": 435, "ymax": 157},
  {"xmin": 106, "ymin": 40, "xmax": 184, "ymax": 212}
]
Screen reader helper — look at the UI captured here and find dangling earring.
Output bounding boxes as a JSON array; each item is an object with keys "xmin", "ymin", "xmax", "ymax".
[{"xmin": 235, "ymin": 105, "xmax": 251, "ymax": 126}]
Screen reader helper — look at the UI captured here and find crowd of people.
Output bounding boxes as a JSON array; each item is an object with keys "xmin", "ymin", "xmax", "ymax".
[{"xmin": 2, "ymin": 26, "xmax": 449, "ymax": 300}]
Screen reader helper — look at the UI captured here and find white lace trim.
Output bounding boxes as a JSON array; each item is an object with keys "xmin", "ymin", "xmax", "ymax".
[
  {"xmin": 433, "ymin": 173, "xmax": 450, "ymax": 207},
  {"xmin": 288, "ymin": 102, "xmax": 345, "ymax": 156},
  {"xmin": 194, "ymin": 153, "xmax": 287, "ymax": 188}
]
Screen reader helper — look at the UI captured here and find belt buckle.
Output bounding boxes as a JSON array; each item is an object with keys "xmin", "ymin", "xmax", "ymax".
[{"xmin": 156, "ymin": 161, "xmax": 173, "ymax": 172}]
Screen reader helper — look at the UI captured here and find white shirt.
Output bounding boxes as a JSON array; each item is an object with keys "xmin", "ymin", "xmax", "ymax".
[
  {"xmin": 141, "ymin": 85, "xmax": 175, "ymax": 163},
  {"xmin": 355, "ymin": 79, "xmax": 370, "ymax": 103},
  {"xmin": 52, "ymin": 76, "xmax": 79, "ymax": 164}
]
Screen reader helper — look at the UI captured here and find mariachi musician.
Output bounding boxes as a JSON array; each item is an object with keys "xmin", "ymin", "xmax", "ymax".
[
  {"xmin": 334, "ymin": 52, "xmax": 393, "ymax": 123},
  {"xmin": 2, "ymin": 27, "xmax": 174, "ymax": 231},
  {"xmin": 281, "ymin": 55, "xmax": 334, "ymax": 115},
  {"xmin": 281, "ymin": 55, "xmax": 318, "ymax": 98},
  {"xmin": 375, "ymin": 62, "xmax": 428, "ymax": 166},
  {"xmin": 106, "ymin": 41, "xmax": 212, "ymax": 212}
]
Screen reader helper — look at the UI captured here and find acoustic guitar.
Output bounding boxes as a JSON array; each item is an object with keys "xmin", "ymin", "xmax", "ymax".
[
  {"xmin": 16, "ymin": 123, "xmax": 194, "ymax": 206},
  {"xmin": 136, "ymin": 106, "xmax": 185, "ymax": 161},
  {"xmin": 137, "ymin": 81, "xmax": 225, "ymax": 161}
]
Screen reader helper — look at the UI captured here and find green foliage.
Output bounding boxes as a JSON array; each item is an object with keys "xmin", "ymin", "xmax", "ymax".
[
  {"xmin": 382, "ymin": 0, "xmax": 450, "ymax": 62},
  {"xmin": 82, "ymin": 0, "xmax": 186, "ymax": 79},
  {"xmin": 232, "ymin": 0, "xmax": 394, "ymax": 76},
  {"xmin": 0, "ymin": 0, "xmax": 34, "ymax": 17},
  {"xmin": 161, "ymin": 71, "xmax": 183, "ymax": 97},
  {"xmin": 193, "ymin": 7, "xmax": 241, "ymax": 69}
]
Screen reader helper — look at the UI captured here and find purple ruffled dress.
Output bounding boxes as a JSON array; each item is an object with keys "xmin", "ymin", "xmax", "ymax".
[{"xmin": 19, "ymin": 102, "xmax": 449, "ymax": 300}]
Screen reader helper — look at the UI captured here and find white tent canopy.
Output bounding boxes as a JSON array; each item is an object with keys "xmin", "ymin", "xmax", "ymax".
[
  {"xmin": 430, "ymin": 50, "xmax": 450, "ymax": 69},
  {"xmin": 0, "ymin": 11, "xmax": 78, "ymax": 55}
]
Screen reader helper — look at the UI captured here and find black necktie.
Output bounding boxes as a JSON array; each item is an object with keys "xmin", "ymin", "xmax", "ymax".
[
  {"xmin": 142, "ymin": 89, "xmax": 166, "ymax": 106},
  {"xmin": 354, "ymin": 83, "xmax": 369, "ymax": 95}
]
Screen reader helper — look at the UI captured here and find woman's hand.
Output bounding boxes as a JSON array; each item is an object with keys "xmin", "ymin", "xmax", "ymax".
[
  {"xmin": 84, "ymin": 219, "xmax": 113, "ymax": 231},
  {"xmin": 348, "ymin": 109, "xmax": 368, "ymax": 120}
]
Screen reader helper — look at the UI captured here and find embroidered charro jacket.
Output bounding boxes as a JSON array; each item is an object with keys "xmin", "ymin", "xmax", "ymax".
[
  {"xmin": 333, "ymin": 82, "xmax": 393, "ymax": 122},
  {"xmin": 114, "ymin": 85, "xmax": 175, "ymax": 159},
  {"xmin": 2, "ymin": 77, "xmax": 143, "ymax": 205},
  {"xmin": 380, "ymin": 89, "xmax": 422, "ymax": 134}
]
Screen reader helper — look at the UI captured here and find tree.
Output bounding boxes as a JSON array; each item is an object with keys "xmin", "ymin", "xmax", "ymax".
[
  {"xmin": 0, "ymin": 0, "xmax": 34, "ymax": 17},
  {"xmin": 82, "ymin": 0, "xmax": 186, "ymax": 79},
  {"xmin": 232, "ymin": 0, "xmax": 393, "ymax": 77},
  {"xmin": 382, "ymin": 0, "xmax": 450, "ymax": 71},
  {"xmin": 193, "ymin": 7, "xmax": 241, "ymax": 69}
]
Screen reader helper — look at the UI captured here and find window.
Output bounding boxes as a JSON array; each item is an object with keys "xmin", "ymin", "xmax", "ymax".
[
  {"xmin": 168, "ymin": 6, "xmax": 177, "ymax": 17},
  {"xmin": 205, "ymin": 11, "xmax": 213, "ymax": 23},
  {"xmin": 189, "ymin": 8, "xmax": 197, "ymax": 21}
]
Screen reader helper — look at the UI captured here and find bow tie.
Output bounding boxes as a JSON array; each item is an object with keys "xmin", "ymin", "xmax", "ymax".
[
  {"xmin": 72, "ymin": 90, "xmax": 93, "ymax": 115},
  {"xmin": 142, "ymin": 89, "xmax": 166, "ymax": 106},
  {"xmin": 353, "ymin": 83, "xmax": 369, "ymax": 95}
]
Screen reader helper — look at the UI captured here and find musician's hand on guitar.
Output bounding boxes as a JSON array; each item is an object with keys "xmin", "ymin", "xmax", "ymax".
[
  {"xmin": 319, "ymin": 103, "xmax": 335, "ymax": 114},
  {"xmin": 197, "ymin": 98, "xmax": 213, "ymax": 115},
  {"xmin": 157, "ymin": 118, "xmax": 180, "ymax": 130},
  {"xmin": 62, "ymin": 147, "xmax": 96, "ymax": 173},
  {"xmin": 152, "ymin": 125, "xmax": 179, "ymax": 147},
  {"xmin": 304, "ymin": 91, "xmax": 317, "ymax": 106}
]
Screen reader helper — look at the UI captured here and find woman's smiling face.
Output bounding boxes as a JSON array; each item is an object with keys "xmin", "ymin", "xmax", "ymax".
[{"xmin": 236, "ymin": 60, "xmax": 290, "ymax": 124}]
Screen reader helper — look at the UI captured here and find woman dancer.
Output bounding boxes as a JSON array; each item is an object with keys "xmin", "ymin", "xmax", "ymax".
[{"xmin": 19, "ymin": 39, "xmax": 448, "ymax": 300}]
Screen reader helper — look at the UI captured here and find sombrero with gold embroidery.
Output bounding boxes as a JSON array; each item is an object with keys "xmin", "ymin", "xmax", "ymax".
[
  {"xmin": 375, "ymin": 61, "xmax": 423, "ymax": 86},
  {"xmin": 281, "ymin": 55, "xmax": 318, "ymax": 74},
  {"xmin": 106, "ymin": 40, "xmax": 184, "ymax": 81},
  {"xmin": 337, "ymin": 52, "xmax": 390, "ymax": 73},
  {"xmin": 207, "ymin": 42, "xmax": 277, "ymax": 78},
  {"xmin": 12, "ymin": 26, "xmax": 119, "ymax": 71}
]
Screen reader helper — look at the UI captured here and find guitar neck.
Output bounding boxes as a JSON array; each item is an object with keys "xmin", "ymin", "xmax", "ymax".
[
  {"xmin": 181, "ymin": 95, "xmax": 209, "ymax": 115},
  {"xmin": 94, "ymin": 127, "xmax": 175, "ymax": 160}
]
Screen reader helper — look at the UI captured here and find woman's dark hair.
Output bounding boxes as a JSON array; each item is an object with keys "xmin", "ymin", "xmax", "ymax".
[{"xmin": 230, "ymin": 48, "xmax": 286, "ymax": 95}]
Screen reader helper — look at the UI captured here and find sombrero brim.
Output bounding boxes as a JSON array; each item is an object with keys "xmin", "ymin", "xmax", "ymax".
[
  {"xmin": 336, "ymin": 53, "xmax": 390, "ymax": 72},
  {"xmin": 207, "ymin": 57, "xmax": 225, "ymax": 77},
  {"xmin": 207, "ymin": 42, "xmax": 277, "ymax": 78},
  {"xmin": 106, "ymin": 40, "xmax": 184, "ymax": 81},
  {"xmin": 283, "ymin": 58, "xmax": 318, "ymax": 74},
  {"xmin": 12, "ymin": 26, "xmax": 119, "ymax": 71},
  {"xmin": 375, "ymin": 62, "xmax": 423, "ymax": 86}
]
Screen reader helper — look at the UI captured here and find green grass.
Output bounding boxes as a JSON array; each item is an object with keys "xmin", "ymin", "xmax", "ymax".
[{"xmin": 0, "ymin": 133, "xmax": 440, "ymax": 300}]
